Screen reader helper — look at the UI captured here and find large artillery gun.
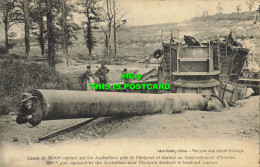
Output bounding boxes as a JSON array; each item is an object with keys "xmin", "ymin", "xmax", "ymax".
[
  {"xmin": 17, "ymin": 30, "xmax": 252, "ymax": 130},
  {"xmin": 113, "ymin": 30, "xmax": 250, "ymax": 99},
  {"xmin": 160, "ymin": 30, "xmax": 251, "ymax": 103}
]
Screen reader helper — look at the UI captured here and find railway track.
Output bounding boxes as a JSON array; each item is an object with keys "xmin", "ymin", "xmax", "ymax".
[
  {"xmin": 38, "ymin": 118, "xmax": 98, "ymax": 142},
  {"xmin": 37, "ymin": 116, "xmax": 141, "ymax": 143}
]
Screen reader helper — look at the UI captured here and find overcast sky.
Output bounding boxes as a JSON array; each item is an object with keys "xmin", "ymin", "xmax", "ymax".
[
  {"xmin": 0, "ymin": 0, "xmax": 259, "ymax": 41},
  {"xmin": 117, "ymin": 0, "xmax": 259, "ymax": 25}
]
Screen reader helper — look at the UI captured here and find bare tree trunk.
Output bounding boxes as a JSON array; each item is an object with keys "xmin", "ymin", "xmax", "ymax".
[
  {"xmin": 87, "ymin": 24, "xmax": 91, "ymax": 66},
  {"xmin": 86, "ymin": 6, "xmax": 91, "ymax": 65},
  {"xmin": 113, "ymin": 0, "xmax": 116, "ymax": 58},
  {"xmin": 108, "ymin": 22, "xmax": 111, "ymax": 57},
  {"xmin": 105, "ymin": 34, "xmax": 108, "ymax": 57},
  {"xmin": 4, "ymin": 14, "xmax": 9, "ymax": 54},
  {"xmin": 62, "ymin": 0, "xmax": 68, "ymax": 67},
  {"xmin": 61, "ymin": 0, "xmax": 65, "ymax": 54},
  {"xmin": 106, "ymin": 0, "xmax": 112, "ymax": 60},
  {"xmin": 24, "ymin": 0, "xmax": 30, "ymax": 59},
  {"xmin": 108, "ymin": 22, "xmax": 112, "ymax": 64},
  {"xmin": 88, "ymin": 44, "xmax": 91, "ymax": 66},
  {"xmin": 65, "ymin": 39, "xmax": 68, "ymax": 66},
  {"xmin": 39, "ymin": 16, "xmax": 45, "ymax": 65},
  {"xmin": 46, "ymin": 0, "xmax": 55, "ymax": 69}
]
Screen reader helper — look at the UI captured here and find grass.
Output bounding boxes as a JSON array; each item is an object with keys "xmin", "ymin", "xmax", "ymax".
[
  {"xmin": 191, "ymin": 11, "xmax": 255, "ymax": 22},
  {"xmin": 0, "ymin": 60, "xmax": 82, "ymax": 115}
]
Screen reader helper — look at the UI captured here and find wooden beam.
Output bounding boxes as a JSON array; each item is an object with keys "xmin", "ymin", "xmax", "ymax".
[{"xmin": 178, "ymin": 58, "xmax": 209, "ymax": 62}]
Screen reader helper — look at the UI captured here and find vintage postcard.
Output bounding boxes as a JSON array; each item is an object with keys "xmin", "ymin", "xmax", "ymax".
[{"xmin": 0, "ymin": 0, "xmax": 259, "ymax": 166}]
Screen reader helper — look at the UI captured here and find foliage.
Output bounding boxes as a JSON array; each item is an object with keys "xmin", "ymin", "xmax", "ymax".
[
  {"xmin": 0, "ymin": 46, "xmax": 6, "ymax": 54},
  {"xmin": 216, "ymin": 2, "xmax": 223, "ymax": 14},
  {"xmin": 78, "ymin": 0, "xmax": 102, "ymax": 61},
  {"xmin": 245, "ymin": 0, "xmax": 256, "ymax": 11},
  {"xmin": 0, "ymin": 60, "xmax": 81, "ymax": 115},
  {"xmin": 0, "ymin": 0, "xmax": 17, "ymax": 24},
  {"xmin": 191, "ymin": 11, "xmax": 255, "ymax": 22},
  {"xmin": 53, "ymin": 0, "xmax": 81, "ymax": 51},
  {"xmin": 30, "ymin": 0, "xmax": 47, "ymax": 56},
  {"xmin": 0, "ymin": 0, "xmax": 18, "ymax": 53},
  {"xmin": 0, "ymin": 42, "xmax": 17, "ymax": 54}
]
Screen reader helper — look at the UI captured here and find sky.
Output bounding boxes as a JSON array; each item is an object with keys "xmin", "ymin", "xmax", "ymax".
[
  {"xmin": 0, "ymin": 0, "xmax": 259, "ymax": 40},
  {"xmin": 117, "ymin": 0, "xmax": 259, "ymax": 25}
]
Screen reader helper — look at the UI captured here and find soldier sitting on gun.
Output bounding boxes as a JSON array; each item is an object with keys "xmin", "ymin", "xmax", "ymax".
[
  {"xmin": 16, "ymin": 93, "xmax": 42, "ymax": 127},
  {"xmin": 184, "ymin": 35, "xmax": 201, "ymax": 46},
  {"xmin": 95, "ymin": 63, "xmax": 109, "ymax": 84}
]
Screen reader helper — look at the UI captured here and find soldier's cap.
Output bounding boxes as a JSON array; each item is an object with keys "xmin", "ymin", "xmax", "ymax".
[
  {"xmin": 101, "ymin": 63, "xmax": 106, "ymax": 66},
  {"xmin": 19, "ymin": 93, "xmax": 37, "ymax": 104},
  {"xmin": 123, "ymin": 68, "xmax": 127, "ymax": 72},
  {"xmin": 87, "ymin": 65, "xmax": 91, "ymax": 69}
]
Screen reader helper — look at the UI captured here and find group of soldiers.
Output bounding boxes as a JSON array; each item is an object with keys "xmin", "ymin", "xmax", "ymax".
[
  {"xmin": 81, "ymin": 63, "xmax": 110, "ymax": 91},
  {"xmin": 81, "ymin": 64, "xmax": 133, "ymax": 92}
]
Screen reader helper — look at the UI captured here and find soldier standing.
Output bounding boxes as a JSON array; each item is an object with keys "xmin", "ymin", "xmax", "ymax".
[
  {"xmin": 95, "ymin": 63, "xmax": 109, "ymax": 84},
  {"xmin": 254, "ymin": 5, "xmax": 260, "ymax": 25},
  {"xmin": 122, "ymin": 68, "xmax": 131, "ymax": 92},
  {"xmin": 81, "ymin": 66, "xmax": 95, "ymax": 91}
]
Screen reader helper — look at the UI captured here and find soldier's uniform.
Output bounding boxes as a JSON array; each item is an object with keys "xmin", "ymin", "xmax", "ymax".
[
  {"xmin": 95, "ymin": 64, "xmax": 109, "ymax": 84},
  {"xmin": 84, "ymin": 68, "xmax": 93, "ymax": 81},
  {"xmin": 122, "ymin": 68, "xmax": 131, "ymax": 92},
  {"xmin": 16, "ymin": 93, "xmax": 42, "ymax": 126},
  {"xmin": 81, "ymin": 66, "xmax": 95, "ymax": 91}
]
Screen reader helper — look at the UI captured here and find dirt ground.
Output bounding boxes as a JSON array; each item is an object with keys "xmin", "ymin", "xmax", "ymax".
[
  {"xmin": 56, "ymin": 61, "xmax": 159, "ymax": 83},
  {"xmin": 0, "ymin": 94, "xmax": 258, "ymax": 146}
]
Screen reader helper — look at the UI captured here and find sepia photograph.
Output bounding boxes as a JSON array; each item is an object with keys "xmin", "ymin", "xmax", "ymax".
[{"xmin": 0, "ymin": 0, "xmax": 259, "ymax": 166}]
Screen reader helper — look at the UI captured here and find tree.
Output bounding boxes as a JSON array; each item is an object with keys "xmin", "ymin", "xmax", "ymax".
[
  {"xmin": 113, "ymin": 0, "xmax": 116, "ymax": 57},
  {"xmin": 245, "ymin": 0, "xmax": 255, "ymax": 11},
  {"xmin": 100, "ymin": 0, "xmax": 125, "ymax": 61},
  {"xmin": 202, "ymin": 10, "xmax": 208, "ymax": 16},
  {"xmin": 49, "ymin": 0, "xmax": 80, "ymax": 67},
  {"xmin": 30, "ymin": 0, "xmax": 47, "ymax": 64},
  {"xmin": 101, "ymin": 0, "xmax": 113, "ymax": 58},
  {"xmin": 236, "ymin": 4, "xmax": 242, "ymax": 13},
  {"xmin": 78, "ymin": 0, "xmax": 102, "ymax": 65},
  {"xmin": 112, "ymin": 0, "xmax": 126, "ymax": 58},
  {"xmin": 54, "ymin": 0, "xmax": 80, "ymax": 66},
  {"xmin": 23, "ymin": 0, "xmax": 30, "ymax": 59},
  {"xmin": 46, "ymin": 0, "xmax": 55, "ymax": 68},
  {"xmin": 62, "ymin": 0, "xmax": 68, "ymax": 66},
  {"xmin": 216, "ymin": 2, "xmax": 223, "ymax": 14},
  {"xmin": 8, "ymin": 0, "xmax": 32, "ymax": 58},
  {"xmin": 0, "ymin": 0, "xmax": 17, "ymax": 54},
  {"xmin": 63, "ymin": 2, "xmax": 80, "ymax": 66}
]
